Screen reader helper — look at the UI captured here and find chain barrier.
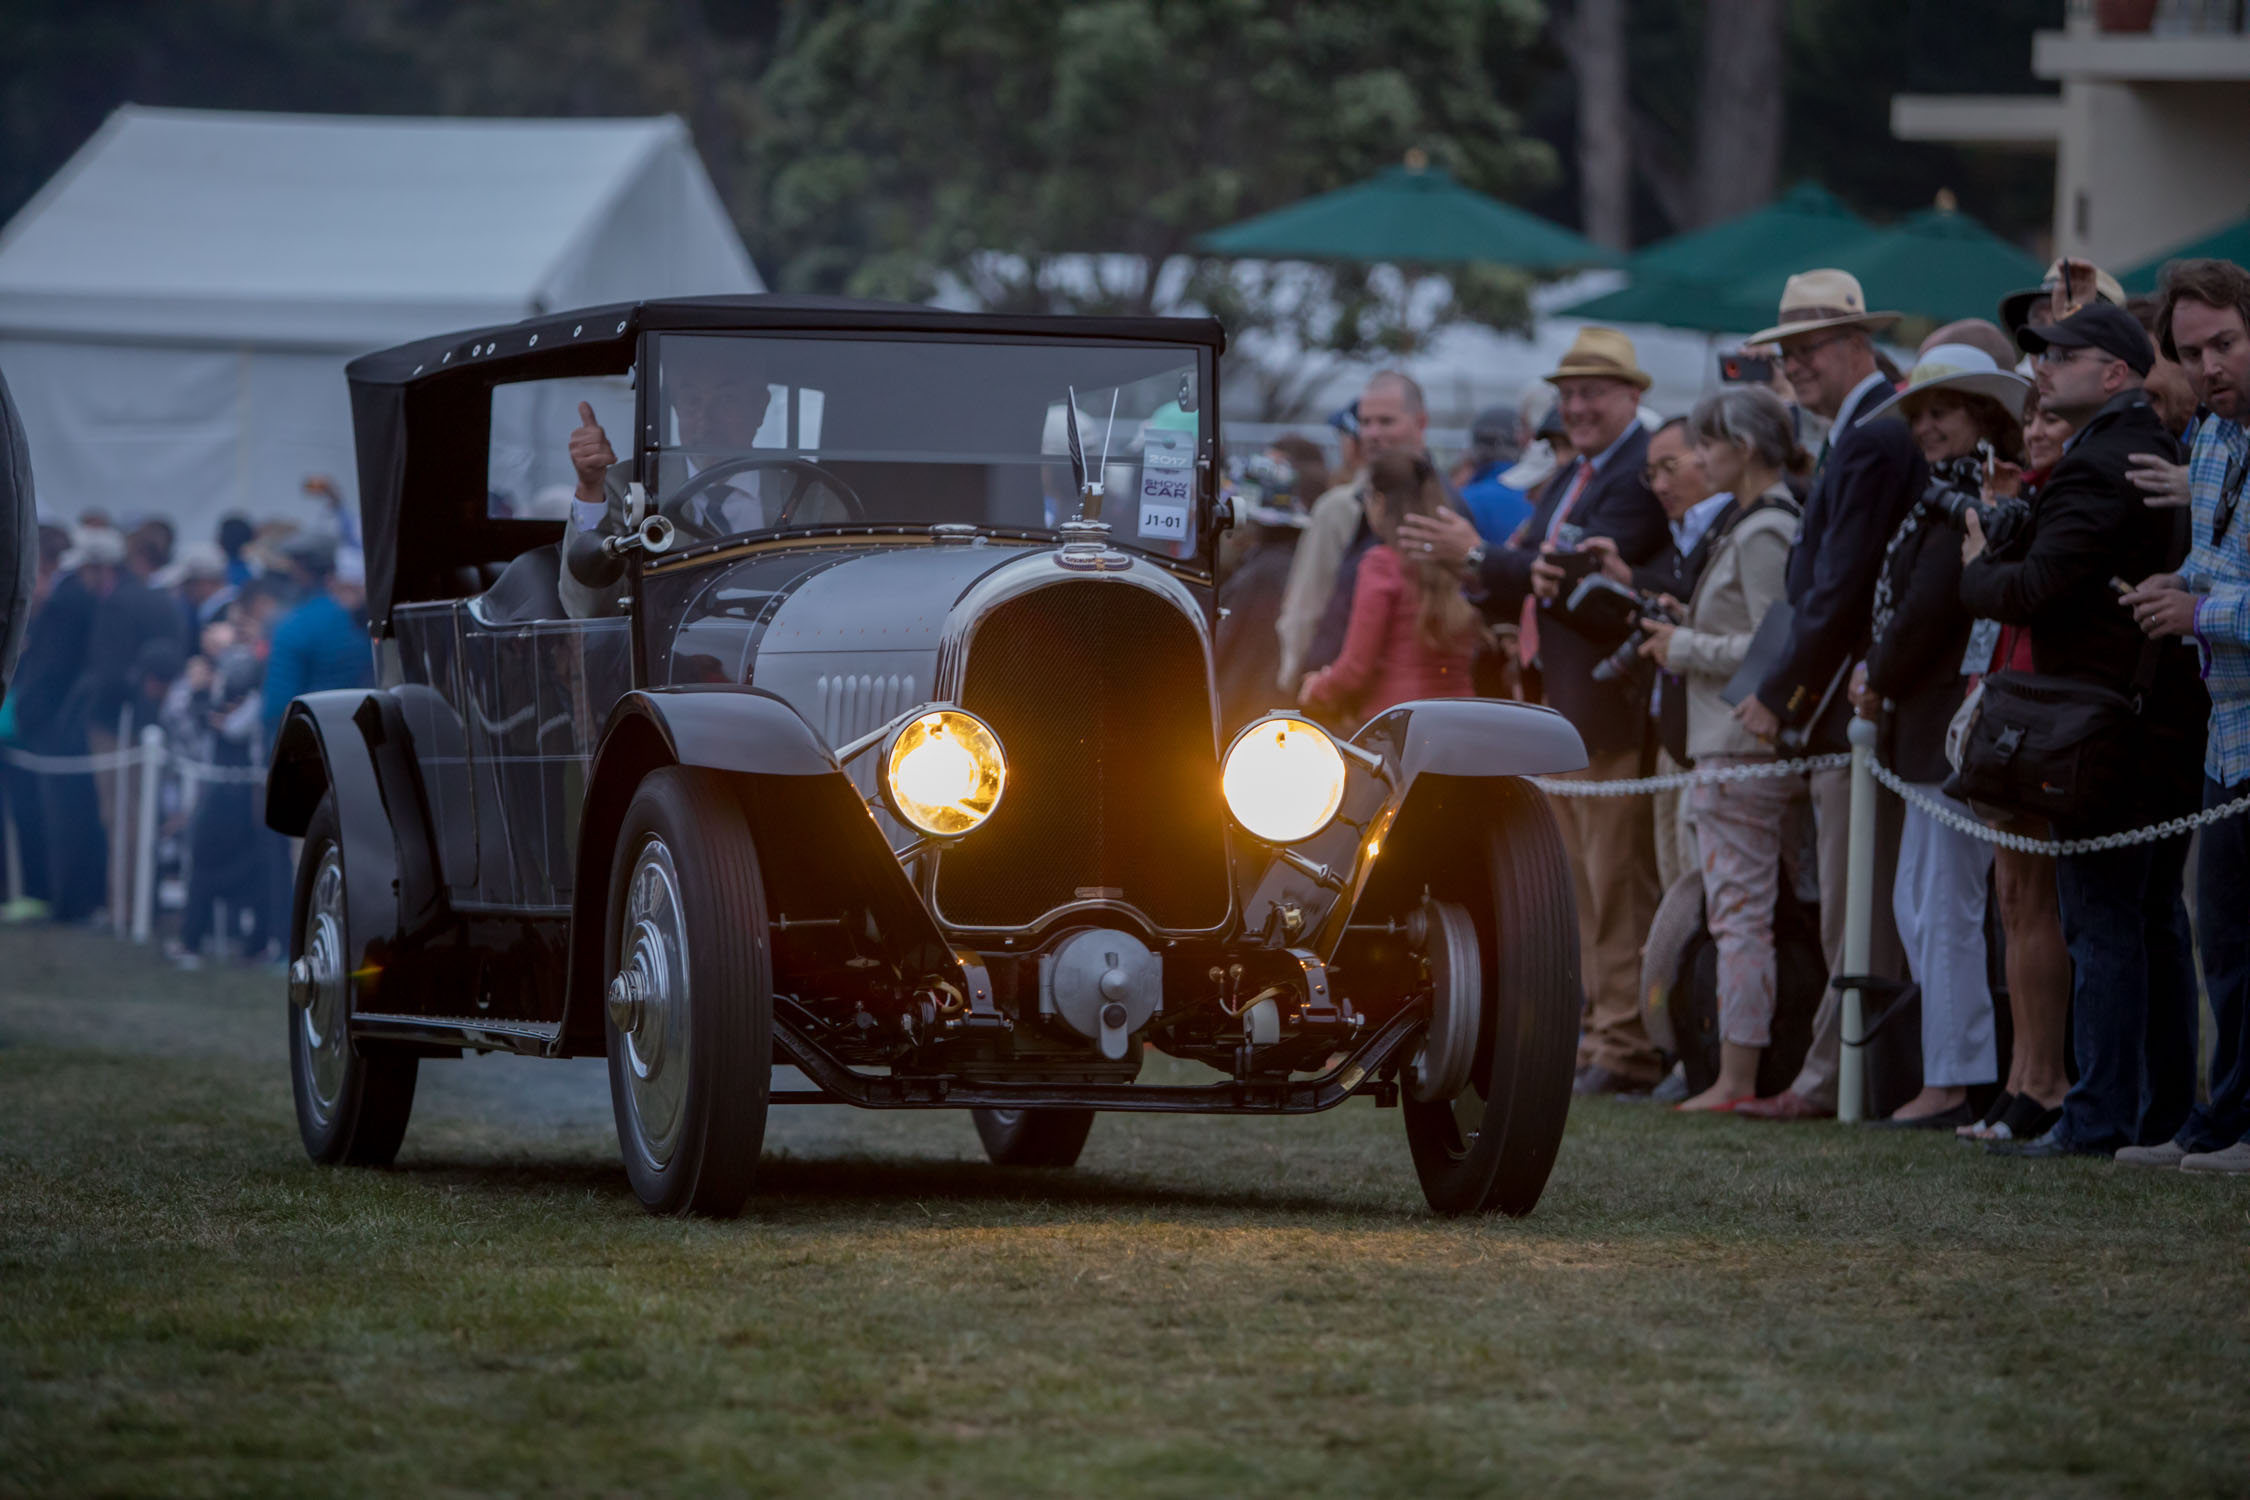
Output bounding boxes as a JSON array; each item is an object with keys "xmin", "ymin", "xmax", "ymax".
[
  {"xmin": 1865, "ymin": 760, "xmax": 2250, "ymax": 857},
  {"xmin": 1524, "ymin": 743, "xmax": 2250, "ymax": 854},
  {"xmin": 0, "ymin": 742, "xmax": 268, "ymax": 785},
  {"xmin": 1531, "ymin": 753, "xmax": 1850, "ymax": 798}
]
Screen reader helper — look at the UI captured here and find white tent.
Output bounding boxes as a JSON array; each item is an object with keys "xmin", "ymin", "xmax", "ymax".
[{"xmin": 0, "ymin": 105, "xmax": 760, "ymax": 545}]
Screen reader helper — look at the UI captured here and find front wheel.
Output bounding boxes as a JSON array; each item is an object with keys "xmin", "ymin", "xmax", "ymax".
[
  {"xmin": 288, "ymin": 794, "xmax": 417, "ymax": 1165},
  {"xmin": 972, "ymin": 1108, "xmax": 1096, "ymax": 1167},
  {"xmin": 1400, "ymin": 777, "xmax": 1581, "ymax": 1216},
  {"xmin": 604, "ymin": 767, "xmax": 772, "ymax": 1217}
]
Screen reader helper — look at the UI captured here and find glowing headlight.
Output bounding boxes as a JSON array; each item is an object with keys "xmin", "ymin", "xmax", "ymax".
[
  {"xmin": 1222, "ymin": 715, "xmax": 1347, "ymax": 844},
  {"xmin": 884, "ymin": 709, "xmax": 1006, "ymax": 837}
]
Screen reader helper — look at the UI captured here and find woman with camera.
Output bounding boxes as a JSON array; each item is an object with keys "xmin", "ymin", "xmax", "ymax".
[
  {"xmin": 1634, "ymin": 386, "xmax": 1804, "ymax": 1111},
  {"xmin": 1854, "ymin": 339, "xmax": 2033, "ymax": 1127},
  {"xmin": 1298, "ymin": 450, "xmax": 1486, "ymax": 728}
]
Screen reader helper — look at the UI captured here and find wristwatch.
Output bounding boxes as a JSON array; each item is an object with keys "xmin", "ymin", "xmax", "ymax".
[{"xmin": 1463, "ymin": 541, "xmax": 1487, "ymax": 573}]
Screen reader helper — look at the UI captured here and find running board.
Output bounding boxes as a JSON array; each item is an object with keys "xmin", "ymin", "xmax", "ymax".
[
  {"xmin": 351, "ymin": 1012, "xmax": 564, "ymax": 1058},
  {"xmin": 770, "ymin": 1000, "xmax": 1428, "ymax": 1114}
]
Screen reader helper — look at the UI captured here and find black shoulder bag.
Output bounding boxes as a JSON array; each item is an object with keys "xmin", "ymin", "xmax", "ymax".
[{"xmin": 1941, "ymin": 638, "xmax": 2160, "ymax": 823}]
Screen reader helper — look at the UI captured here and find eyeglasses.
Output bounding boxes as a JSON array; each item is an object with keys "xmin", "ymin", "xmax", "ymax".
[
  {"xmin": 1777, "ymin": 332, "xmax": 1853, "ymax": 369},
  {"xmin": 2033, "ymin": 345, "xmax": 2105, "ymax": 368},
  {"xmin": 1642, "ymin": 455, "xmax": 1685, "ymax": 484}
]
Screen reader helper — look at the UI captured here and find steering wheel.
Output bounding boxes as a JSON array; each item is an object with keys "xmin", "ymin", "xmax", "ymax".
[{"xmin": 663, "ymin": 455, "xmax": 866, "ymax": 542}]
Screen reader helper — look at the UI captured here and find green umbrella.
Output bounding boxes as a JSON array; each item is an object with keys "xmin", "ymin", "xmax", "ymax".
[
  {"xmin": 1558, "ymin": 182, "xmax": 1875, "ymax": 331},
  {"xmin": 1632, "ymin": 182, "xmax": 1873, "ymax": 282},
  {"xmin": 2120, "ymin": 215, "xmax": 2250, "ymax": 294},
  {"xmin": 1570, "ymin": 204, "xmax": 2043, "ymax": 336},
  {"xmin": 1751, "ymin": 206, "xmax": 2047, "ymax": 330},
  {"xmin": 1193, "ymin": 162, "xmax": 1616, "ymax": 271}
]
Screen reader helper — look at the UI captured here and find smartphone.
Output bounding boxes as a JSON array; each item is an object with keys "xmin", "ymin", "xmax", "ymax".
[{"xmin": 1719, "ymin": 351, "xmax": 1774, "ymax": 385}]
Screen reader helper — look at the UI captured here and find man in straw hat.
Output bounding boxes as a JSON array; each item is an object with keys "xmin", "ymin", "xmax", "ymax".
[
  {"xmin": 1730, "ymin": 269, "xmax": 1922, "ymax": 1123},
  {"xmin": 1402, "ymin": 325, "xmax": 1671, "ymax": 1095}
]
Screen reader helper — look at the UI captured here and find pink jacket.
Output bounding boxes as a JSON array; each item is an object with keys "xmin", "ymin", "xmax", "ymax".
[{"xmin": 1301, "ymin": 544, "xmax": 1475, "ymax": 726}]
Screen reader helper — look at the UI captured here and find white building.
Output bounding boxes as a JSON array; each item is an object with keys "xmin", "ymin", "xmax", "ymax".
[
  {"xmin": 1891, "ymin": 0, "xmax": 2250, "ymax": 272},
  {"xmin": 0, "ymin": 106, "xmax": 759, "ymax": 543}
]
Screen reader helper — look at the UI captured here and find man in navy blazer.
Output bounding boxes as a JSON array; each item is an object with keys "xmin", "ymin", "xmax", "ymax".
[
  {"xmin": 1402, "ymin": 327, "xmax": 1672, "ymax": 1094},
  {"xmin": 1732, "ymin": 270, "xmax": 1924, "ymax": 1122}
]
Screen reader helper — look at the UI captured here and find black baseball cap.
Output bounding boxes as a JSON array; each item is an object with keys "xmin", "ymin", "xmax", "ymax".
[{"xmin": 2018, "ymin": 301, "xmax": 2155, "ymax": 377}]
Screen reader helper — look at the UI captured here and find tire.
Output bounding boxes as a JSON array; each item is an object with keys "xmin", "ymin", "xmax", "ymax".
[
  {"xmin": 1401, "ymin": 777, "xmax": 1580, "ymax": 1217},
  {"xmin": 972, "ymin": 1107, "xmax": 1096, "ymax": 1167},
  {"xmin": 604, "ymin": 767, "xmax": 770, "ymax": 1217},
  {"xmin": 288, "ymin": 794, "xmax": 418, "ymax": 1166}
]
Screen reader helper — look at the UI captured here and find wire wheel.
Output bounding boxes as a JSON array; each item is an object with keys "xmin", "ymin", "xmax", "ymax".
[
  {"xmin": 287, "ymin": 794, "xmax": 416, "ymax": 1166},
  {"xmin": 604, "ymin": 768, "xmax": 769, "ymax": 1217}
]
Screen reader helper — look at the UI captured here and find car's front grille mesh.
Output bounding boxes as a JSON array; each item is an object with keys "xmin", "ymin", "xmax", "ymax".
[{"xmin": 934, "ymin": 580, "xmax": 1230, "ymax": 931}]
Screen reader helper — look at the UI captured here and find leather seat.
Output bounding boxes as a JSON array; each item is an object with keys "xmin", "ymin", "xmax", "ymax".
[{"xmin": 472, "ymin": 543, "xmax": 566, "ymax": 623}]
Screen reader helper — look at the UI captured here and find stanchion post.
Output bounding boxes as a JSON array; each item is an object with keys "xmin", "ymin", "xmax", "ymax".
[
  {"xmin": 1838, "ymin": 716, "xmax": 1879, "ymax": 1124},
  {"xmin": 132, "ymin": 725, "xmax": 163, "ymax": 944}
]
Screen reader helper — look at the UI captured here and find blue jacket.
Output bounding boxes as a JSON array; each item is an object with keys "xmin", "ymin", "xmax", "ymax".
[
  {"xmin": 1458, "ymin": 463, "xmax": 1532, "ymax": 544},
  {"xmin": 262, "ymin": 593, "xmax": 371, "ymax": 750}
]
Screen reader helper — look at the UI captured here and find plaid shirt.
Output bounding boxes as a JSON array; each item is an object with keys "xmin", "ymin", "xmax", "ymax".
[{"xmin": 2181, "ymin": 415, "xmax": 2250, "ymax": 785}]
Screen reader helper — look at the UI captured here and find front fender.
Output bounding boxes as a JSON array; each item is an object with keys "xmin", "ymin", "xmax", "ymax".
[
  {"xmin": 1227, "ymin": 699, "xmax": 1589, "ymax": 957},
  {"xmin": 265, "ymin": 691, "xmax": 444, "ymax": 1002},
  {"xmin": 1353, "ymin": 697, "xmax": 1589, "ymax": 782},
  {"xmin": 561, "ymin": 685, "xmax": 959, "ymax": 1054}
]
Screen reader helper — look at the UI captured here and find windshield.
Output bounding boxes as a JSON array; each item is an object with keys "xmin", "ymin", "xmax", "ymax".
[{"xmin": 650, "ymin": 334, "xmax": 1207, "ymax": 558}]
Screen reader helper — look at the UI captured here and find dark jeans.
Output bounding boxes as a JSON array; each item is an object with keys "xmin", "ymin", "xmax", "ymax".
[
  {"xmin": 2181, "ymin": 776, "xmax": 2250, "ymax": 1152},
  {"xmin": 0, "ymin": 759, "xmax": 50, "ymax": 904},
  {"xmin": 2055, "ymin": 832, "xmax": 2197, "ymax": 1152}
]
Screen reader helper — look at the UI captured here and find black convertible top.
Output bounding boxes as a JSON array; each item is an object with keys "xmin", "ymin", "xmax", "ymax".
[{"xmin": 345, "ymin": 294, "xmax": 1227, "ymax": 627}]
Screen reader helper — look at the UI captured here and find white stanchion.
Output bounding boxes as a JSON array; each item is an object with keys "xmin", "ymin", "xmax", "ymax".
[
  {"xmin": 132, "ymin": 724, "xmax": 162, "ymax": 944},
  {"xmin": 108, "ymin": 708, "xmax": 131, "ymax": 939},
  {"xmin": 1837, "ymin": 716, "xmax": 1879, "ymax": 1126}
]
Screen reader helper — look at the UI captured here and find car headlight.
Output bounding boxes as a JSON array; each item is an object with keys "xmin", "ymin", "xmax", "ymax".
[
  {"xmin": 884, "ymin": 709, "xmax": 1006, "ymax": 836},
  {"xmin": 1222, "ymin": 715, "xmax": 1347, "ymax": 844}
]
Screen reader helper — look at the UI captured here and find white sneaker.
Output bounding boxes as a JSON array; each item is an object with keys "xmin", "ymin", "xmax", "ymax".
[
  {"xmin": 2114, "ymin": 1140, "xmax": 2188, "ymax": 1167},
  {"xmin": 2180, "ymin": 1140, "xmax": 2250, "ymax": 1175}
]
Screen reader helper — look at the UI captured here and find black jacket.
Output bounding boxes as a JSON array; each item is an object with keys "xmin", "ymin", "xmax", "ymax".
[
  {"xmin": 1866, "ymin": 466, "xmax": 1977, "ymax": 785},
  {"xmin": 1476, "ymin": 423, "xmax": 1668, "ymax": 758},
  {"xmin": 1957, "ymin": 390, "xmax": 2205, "ymax": 828},
  {"xmin": 1757, "ymin": 387, "xmax": 1926, "ymax": 750}
]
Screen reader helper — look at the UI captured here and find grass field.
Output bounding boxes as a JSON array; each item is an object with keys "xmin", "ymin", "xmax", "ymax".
[{"xmin": 2, "ymin": 924, "xmax": 2247, "ymax": 1498}]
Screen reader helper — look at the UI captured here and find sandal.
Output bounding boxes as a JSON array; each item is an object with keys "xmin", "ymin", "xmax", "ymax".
[
  {"xmin": 1673, "ymin": 1095, "xmax": 1756, "ymax": 1114},
  {"xmin": 1982, "ymin": 1093, "xmax": 2063, "ymax": 1144},
  {"xmin": 1959, "ymin": 1091, "xmax": 2016, "ymax": 1140}
]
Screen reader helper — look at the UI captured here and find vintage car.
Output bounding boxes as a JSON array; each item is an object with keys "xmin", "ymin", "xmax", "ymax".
[{"xmin": 267, "ymin": 295, "xmax": 1589, "ymax": 1218}]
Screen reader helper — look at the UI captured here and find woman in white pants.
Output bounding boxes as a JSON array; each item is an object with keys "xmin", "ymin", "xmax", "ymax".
[{"xmin": 1858, "ymin": 338, "xmax": 2032, "ymax": 1126}]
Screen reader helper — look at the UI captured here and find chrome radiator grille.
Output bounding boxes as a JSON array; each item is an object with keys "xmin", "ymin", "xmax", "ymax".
[{"xmin": 933, "ymin": 581, "xmax": 1231, "ymax": 931}]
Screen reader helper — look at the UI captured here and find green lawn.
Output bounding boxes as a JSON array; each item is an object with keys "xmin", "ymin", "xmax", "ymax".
[{"xmin": 2, "ymin": 924, "xmax": 2245, "ymax": 1498}]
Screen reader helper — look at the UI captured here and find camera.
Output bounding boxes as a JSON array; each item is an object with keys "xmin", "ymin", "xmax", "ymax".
[
  {"xmin": 1718, "ymin": 350, "xmax": 1775, "ymax": 385},
  {"xmin": 1927, "ymin": 448, "xmax": 2030, "ymax": 554},
  {"xmin": 1562, "ymin": 573, "xmax": 1683, "ymax": 682}
]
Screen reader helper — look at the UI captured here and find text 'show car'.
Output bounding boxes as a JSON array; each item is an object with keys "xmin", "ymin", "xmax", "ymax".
[{"xmin": 266, "ymin": 295, "xmax": 1591, "ymax": 1217}]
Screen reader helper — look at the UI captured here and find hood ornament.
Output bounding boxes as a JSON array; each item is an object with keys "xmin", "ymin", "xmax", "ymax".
[{"xmin": 1053, "ymin": 384, "xmax": 1132, "ymax": 571}]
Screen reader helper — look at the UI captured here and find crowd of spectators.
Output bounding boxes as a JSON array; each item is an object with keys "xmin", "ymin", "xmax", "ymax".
[
  {"xmin": 1225, "ymin": 252, "xmax": 2250, "ymax": 1175},
  {"xmin": 0, "ymin": 488, "xmax": 371, "ymax": 963}
]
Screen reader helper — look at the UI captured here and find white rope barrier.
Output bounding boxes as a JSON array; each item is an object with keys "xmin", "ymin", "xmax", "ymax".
[
  {"xmin": 1866, "ymin": 760, "xmax": 2250, "ymax": 857},
  {"xmin": 0, "ymin": 742, "xmax": 268, "ymax": 784},
  {"xmin": 1531, "ymin": 752, "xmax": 1851, "ymax": 798}
]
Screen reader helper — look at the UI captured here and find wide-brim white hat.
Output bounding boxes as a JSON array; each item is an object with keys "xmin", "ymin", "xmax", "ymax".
[
  {"xmin": 1745, "ymin": 268, "xmax": 1900, "ymax": 347},
  {"xmin": 1862, "ymin": 343, "xmax": 2033, "ymax": 425}
]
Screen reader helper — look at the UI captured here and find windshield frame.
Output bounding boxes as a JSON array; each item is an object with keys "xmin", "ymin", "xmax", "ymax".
[{"xmin": 632, "ymin": 328, "xmax": 1219, "ymax": 580}]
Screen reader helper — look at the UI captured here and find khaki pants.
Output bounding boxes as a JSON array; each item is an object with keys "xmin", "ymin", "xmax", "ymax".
[
  {"xmin": 1787, "ymin": 761, "xmax": 1907, "ymax": 1109},
  {"xmin": 1652, "ymin": 748, "xmax": 1696, "ymax": 893},
  {"xmin": 1557, "ymin": 742, "xmax": 1664, "ymax": 1085}
]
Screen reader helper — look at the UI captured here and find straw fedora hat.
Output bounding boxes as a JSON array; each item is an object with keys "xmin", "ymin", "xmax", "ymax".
[
  {"xmin": 1745, "ymin": 268, "xmax": 1899, "ymax": 347},
  {"xmin": 1543, "ymin": 326, "xmax": 1653, "ymax": 390},
  {"xmin": 1997, "ymin": 257, "xmax": 2128, "ymax": 342},
  {"xmin": 1862, "ymin": 342, "xmax": 2033, "ymax": 425}
]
